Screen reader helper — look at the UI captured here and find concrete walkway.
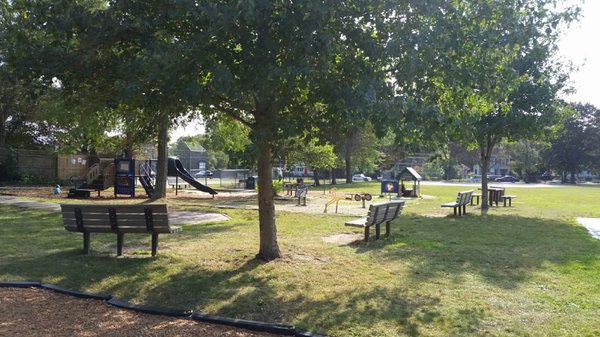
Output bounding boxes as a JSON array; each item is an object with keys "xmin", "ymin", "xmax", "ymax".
[
  {"xmin": 0, "ymin": 196, "xmax": 230, "ymax": 225},
  {"xmin": 577, "ymin": 218, "xmax": 600, "ymax": 240}
]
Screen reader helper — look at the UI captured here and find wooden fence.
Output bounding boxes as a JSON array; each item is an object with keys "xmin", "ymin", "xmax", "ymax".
[{"xmin": 0, "ymin": 148, "xmax": 89, "ymax": 182}]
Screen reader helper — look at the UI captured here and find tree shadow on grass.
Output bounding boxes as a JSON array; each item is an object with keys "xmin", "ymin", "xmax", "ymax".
[
  {"xmin": 349, "ymin": 214, "xmax": 600, "ymax": 289},
  {"xmin": 5, "ymin": 207, "xmax": 600, "ymax": 336}
]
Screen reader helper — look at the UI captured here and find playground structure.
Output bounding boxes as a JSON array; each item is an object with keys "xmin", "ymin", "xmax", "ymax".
[
  {"xmin": 324, "ymin": 188, "xmax": 342, "ymax": 213},
  {"xmin": 380, "ymin": 166, "xmax": 421, "ymax": 200},
  {"xmin": 396, "ymin": 167, "xmax": 421, "ymax": 197},
  {"xmin": 296, "ymin": 184, "xmax": 308, "ymax": 206},
  {"xmin": 68, "ymin": 157, "xmax": 217, "ymax": 198},
  {"xmin": 68, "ymin": 159, "xmax": 115, "ymax": 198},
  {"xmin": 324, "ymin": 188, "xmax": 373, "ymax": 213},
  {"xmin": 345, "ymin": 192, "xmax": 373, "ymax": 208}
]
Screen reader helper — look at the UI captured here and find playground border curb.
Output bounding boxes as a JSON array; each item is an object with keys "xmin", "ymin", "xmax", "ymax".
[
  {"xmin": 0, "ymin": 281, "xmax": 41, "ymax": 288},
  {"xmin": 191, "ymin": 312, "xmax": 296, "ymax": 335},
  {"xmin": 107, "ymin": 298, "xmax": 193, "ymax": 317},
  {"xmin": 2, "ymin": 281, "xmax": 329, "ymax": 336},
  {"xmin": 41, "ymin": 283, "xmax": 112, "ymax": 301}
]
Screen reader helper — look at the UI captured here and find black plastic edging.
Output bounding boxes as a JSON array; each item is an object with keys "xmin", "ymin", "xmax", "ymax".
[
  {"xmin": 192, "ymin": 313, "xmax": 296, "ymax": 336},
  {"xmin": 108, "ymin": 298, "xmax": 193, "ymax": 318},
  {"xmin": 2, "ymin": 281, "xmax": 328, "ymax": 336},
  {"xmin": 41, "ymin": 283, "xmax": 112, "ymax": 301},
  {"xmin": 0, "ymin": 281, "xmax": 41, "ymax": 288}
]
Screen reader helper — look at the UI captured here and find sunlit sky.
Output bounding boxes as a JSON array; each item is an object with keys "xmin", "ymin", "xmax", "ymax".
[
  {"xmin": 171, "ymin": 1, "xmax": 600, "ymax": 140},
  {"xmin": 558, "ymin": 0, "xmax": 600, "ymax": 107}
]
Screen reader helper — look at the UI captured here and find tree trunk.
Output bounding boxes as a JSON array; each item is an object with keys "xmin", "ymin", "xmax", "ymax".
[
  {"xmin": 331, "ymin": 166, "xmax": 337, "ymax": 185},
  {"xmin": 345, "ymin": 136, "xmax": 353, "ymax": 183},
  {"xmin": 256, "ymin": 132, "xmax": 281, "ymax": 261},
  {"xmin": 123, "ymin": 133, "xmax": 134, "ymax": 158},
  {"xmin": 0, "ymin": 115, "xmax": 6, "ymax": 149},
  {"xmin": 479, "ymin": 136, "xmax": 496, "ymax": 212},
  {"xmin": 480, "ymin": 154, "xmax": 490, "ymax": 211},
  {"xmin": 314, "ymin": 169, "xmax": 320, "ymax": 186},
  {"xmin": 151, "ymin": 112, "xmax": 169, "ymax": 200}
]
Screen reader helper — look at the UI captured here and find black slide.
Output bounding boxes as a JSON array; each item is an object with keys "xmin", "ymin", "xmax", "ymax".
[{"xmin": 168, "ymin": 157, "xmax": 218, "ymax": 195}]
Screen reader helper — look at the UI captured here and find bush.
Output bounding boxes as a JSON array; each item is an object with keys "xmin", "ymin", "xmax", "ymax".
[
  {"xmin": 15, "ymin": 173, "xmax": 55, "ymax": 186},
  {"xmin": 272, "ymin": 180, "xmax": 283, "ymax": 195}
]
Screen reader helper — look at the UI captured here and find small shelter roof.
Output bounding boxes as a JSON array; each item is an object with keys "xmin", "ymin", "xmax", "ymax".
[
  {"xmin": 187, "ymin": 143, "xmax": 207, "ymax": 153},
  {"xmin": 397, "ymin": 167, "xmax": 421, "ymax": 181}
]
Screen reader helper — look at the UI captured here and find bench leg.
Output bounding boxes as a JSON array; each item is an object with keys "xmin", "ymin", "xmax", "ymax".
[
  {"xmin": 83, "ymin": 232, "xmax": 90, "ymax": 254},
  {"xmin": 385, "ymin": 220, "xmax": 391, "ymax": 237},
  {"xmin": 375, "ymin": 224, "xmax": 381, "ymax": 240},
  {"xmin": 453, "ymin": 207, "xmax": 457, "ymax": 216},
  {"xmin": 364, "ymin": 227, "xmax": 370, "ymax": 242},
  {"xmin": 117, "ymin": 232, "xmax": 124, "ymax": 256},
  {"xmin": 463, "ymin": 204, "xmax": 467, "ymax": 215},
  {"xmin": 151, "ymin": 233, "xmax": 158, "ymax": 256}
]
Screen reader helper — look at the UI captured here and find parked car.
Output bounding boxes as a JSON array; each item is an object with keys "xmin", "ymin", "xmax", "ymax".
[
  {"xmin": 495, "ymin": 175, "xmax": 519, "ymax": 183},
  {"xmin": 352, "ymin": 174, "xmax": 372, "ymax": 182},
  {"xmin": 194, "ymin": 170, "xmax": 213, "ymax": 178}
]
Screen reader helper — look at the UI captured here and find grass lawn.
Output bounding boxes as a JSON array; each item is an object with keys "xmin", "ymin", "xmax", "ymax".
[{"xmin": 2, "ymin": 183, "xmax": 600, "ymax": 336}]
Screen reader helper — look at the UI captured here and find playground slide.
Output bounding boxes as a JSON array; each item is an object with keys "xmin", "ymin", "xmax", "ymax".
[{"xmin": 168, "ymin": 157, "xmax": 218, "ymax": 195}]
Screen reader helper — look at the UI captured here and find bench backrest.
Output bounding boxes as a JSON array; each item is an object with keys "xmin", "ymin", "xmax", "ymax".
[
  {"xmin": 365, "ymin": 201, "xmax": 405, "ymax": 226},
  {"xmin": 457, "ymin": 190, "xmax": 473, "ymax": 206},
  {"xmin": 61, "ymin": 204, "xmax": 170, "ymax": 234}
]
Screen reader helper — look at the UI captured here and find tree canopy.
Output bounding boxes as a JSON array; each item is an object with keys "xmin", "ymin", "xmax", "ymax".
[
  {"xmin": 417, "ymin": 0, "xmax": 579, "ymax": 209},
  {"xmin": 3, "ymin": 0, "xmax": 582, "ymax": 258}
]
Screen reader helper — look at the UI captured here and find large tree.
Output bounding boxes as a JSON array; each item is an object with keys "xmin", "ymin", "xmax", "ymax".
[
  {"xmin": 422, "ymin": 0, "xmax": 579, "ymax": 210},
  {"xmin": 11, "ymin": 1, "xmax": 398, "ymax": 261},
  {"xmin": 545, "ymin": 103, "xmax": 600, "ymax": 182}
]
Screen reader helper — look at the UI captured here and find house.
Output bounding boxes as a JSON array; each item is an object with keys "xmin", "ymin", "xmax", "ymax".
[
  {"xmin": 172, "ymin": 142, "xmax": 209, "ymax": 173},
  {"xmin": 472, "ymin": 157, "xmax": 511, "ymax": 177}
]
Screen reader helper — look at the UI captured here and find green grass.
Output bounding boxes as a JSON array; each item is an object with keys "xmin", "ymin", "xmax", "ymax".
[{"xmin": 2, "ymin": 183, "xmax": 600, "ymax": 336}]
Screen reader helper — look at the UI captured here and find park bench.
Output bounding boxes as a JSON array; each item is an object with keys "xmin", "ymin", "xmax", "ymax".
[
  {"xmin": 441, "ymin": 190, "xmax": 473, "ymax": 216},
  {"xmin": 500, "ymin": 193, "xmax": 517, "ymax": 207},
  {"xmin": 60, "ymin": 203, "xmax": 180, "ymax": 256},
  {"xmin": 486, "ymin": 187, "xmax": 517, "ymax": 207},
  {"xmin": 344, "ymin": 201, "xmax": 405, "ymax": 241},
  {"xmin": 470, "ymin": 193, "xmax": 482, "ymax": 205}
]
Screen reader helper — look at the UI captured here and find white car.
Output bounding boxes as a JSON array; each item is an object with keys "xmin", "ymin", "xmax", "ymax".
[{"xmin": 352, "ymin": 174, "xmax": 372, "ymax": 182}]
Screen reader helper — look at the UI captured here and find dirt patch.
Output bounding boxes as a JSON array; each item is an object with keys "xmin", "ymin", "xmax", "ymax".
[
  {"xmin": 0, "ymin": 287, "xmax": 286, "ymax": 337},
  {"xmin": 322, "ymin": 233, "xmax": 364, "ymax": 245},
  {"xmin": 0, "ymin": 186, "xmax": 391, "ymax": 216}
]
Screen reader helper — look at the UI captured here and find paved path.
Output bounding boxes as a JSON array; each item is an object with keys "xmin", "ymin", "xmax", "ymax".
[
  {"xmin": 577, "ymin": 218, "xmax": 600, "ymax": 240},
  {"xmin": 0, "ymin": 196, "xmax": 230, "ymax": 225}
]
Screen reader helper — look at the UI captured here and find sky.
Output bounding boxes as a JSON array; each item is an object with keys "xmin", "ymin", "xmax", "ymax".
[
  {"xmin": 558, "ymin": 0, "xmax": 600, "ymax": 107},
  {"xmin": 171, "ymin": 1, "xmax": 600, "ymax": 141}
]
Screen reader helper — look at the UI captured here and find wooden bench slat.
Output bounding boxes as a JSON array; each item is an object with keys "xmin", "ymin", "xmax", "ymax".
[
  {"xmin": 60, "ymin": 204, "xmax": 168, "ymax": 214},
  {"xmin": 61, "ymin": 214, "xmax": 169, "ymax": 223},
  {"xmin": 441, "ymin": 190, "xmax": 473, "ymax": 216},
  {"xmin": 60, "ymin": 203, "xmax": 178, "ymax": 256},
  {"xmin": 344, "ymin": 201, "xmax": 405, "ymax": 241}
]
